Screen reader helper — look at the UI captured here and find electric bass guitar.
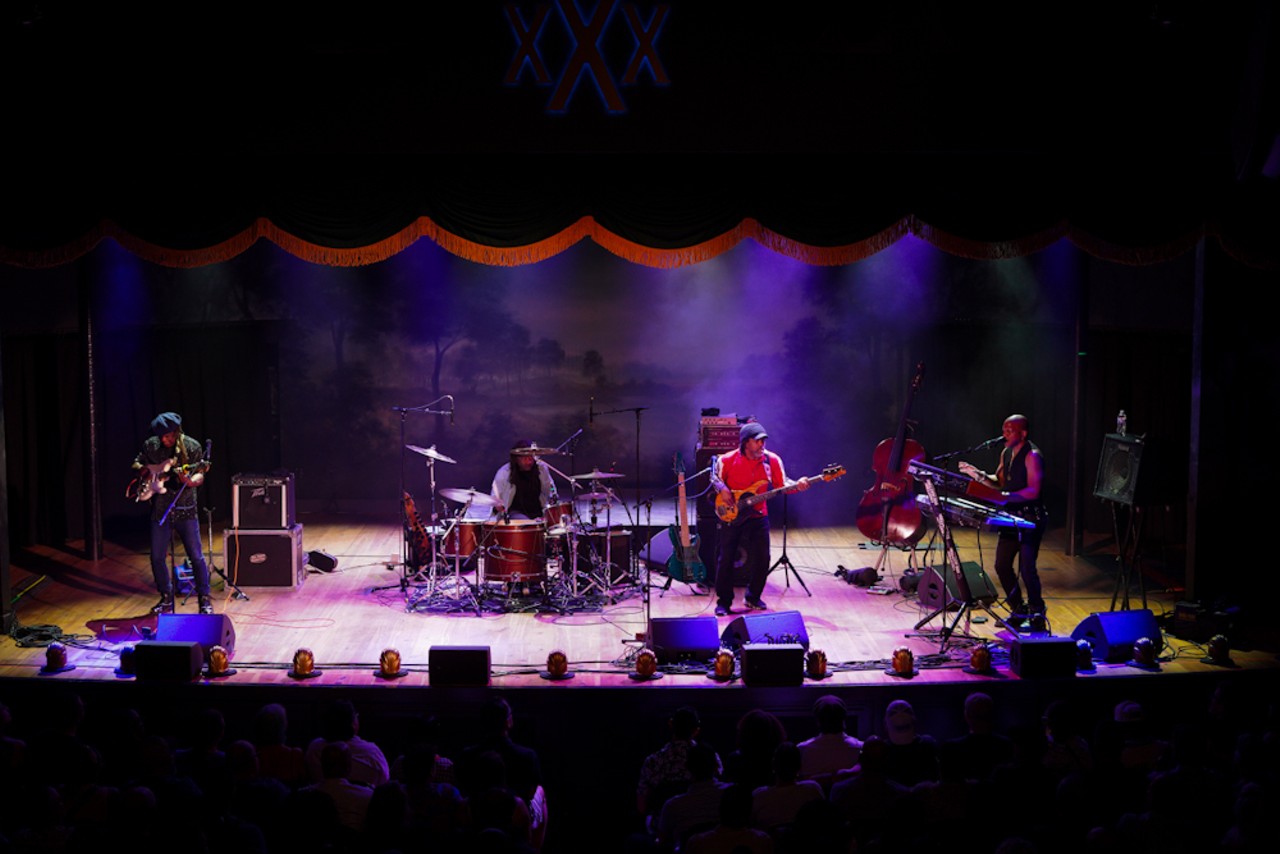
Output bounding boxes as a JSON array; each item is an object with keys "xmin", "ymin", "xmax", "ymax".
[
  {"xmin": 715, "ymin": 464, "xmax": 847, "ymax": 525},
  {"xmin": 126, "ymin": 458, "xmax": 211, "ymax": 502},
  {"xmin": 666, "ymin": 453, "xmax": 707, "ymax": 583}
]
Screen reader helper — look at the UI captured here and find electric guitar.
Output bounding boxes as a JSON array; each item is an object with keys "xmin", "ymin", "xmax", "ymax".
[
  {"xmin": 666, "ymin": 453, "xmax": 707, "ymax": 583},
  {"xmin": 715, "ymin": 464, "xmax": 847, "ymax": 524},
  {"xmin": 127, "ymin": 458, "xmax": 210, "ymax": 502}
]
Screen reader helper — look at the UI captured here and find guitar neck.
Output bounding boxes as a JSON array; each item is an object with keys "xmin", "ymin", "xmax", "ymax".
[{"xmin": 676, "ymin": 473, "xmax": 691, "ymax": 548}]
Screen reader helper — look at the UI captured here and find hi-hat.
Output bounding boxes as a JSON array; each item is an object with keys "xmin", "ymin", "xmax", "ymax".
[
  {"xmin": 439, "ymin": 487, "xmax": 495, "ymax": 506},
  {"xmin": 511, "ymin": 444, "xmax": 558, "ymax": 456},
  {"xmin": 578, "ymin": 491, "xmax": 619, "ymax": 502},
  {"xmin": 406, "ymin": 444, "xmax": 457, "ymax": 464},
  {"xmin": 568, "ymin": 468, "xmax": 626, "ymax": 480}
]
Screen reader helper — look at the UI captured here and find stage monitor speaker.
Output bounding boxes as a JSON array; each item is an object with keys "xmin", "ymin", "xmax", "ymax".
[
  {"xmin": 1009, "ymin": 636, "xmax": 1077, "ymax": 678},
  {"xmin": 429, "ymin": 646, "xmax": 491, "ymax": 687},
  {"xmin": 648, "ymin": 616, "xmax": 720, "ymax": 664},
  {"xmin": 224, "ymin": 525, "xmax": 306, "ymax": 589},
  {"xmin": 134, "ymin": 640, "xmax": 204, "ymax": 682},
  {"xmin": 232, "ymin": 472, "xmax": 296, "ymax": 528},
  {"xmin": 642, "ymin": 529, "xmax": 677, "ymax": 571},
  {"xmin": 154, "ymin": 613, "xmax": 236, "ymax": 661},
  {"xmin": 918, "ymin": 563, "xmax": 998, "ymax": 611},
  {"xmin": 1094, "ymin": 434, "xmax": 1143, "ymax": 506},
  {"xmin": 720, "ymin": 610, "xmax": 809, "ymax": 650},
  {"xmin": 740, "ymin": 643, "xmax": 804, "ymax": 686},
  {"xmin": 1070, "ymin": 609, "xmax": 1162, "ymax": 663}
]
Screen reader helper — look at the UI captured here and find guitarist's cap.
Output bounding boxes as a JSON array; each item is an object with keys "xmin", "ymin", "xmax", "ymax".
[
  {"xmin": 150, "ymin": 411, "xmax": 182, "ymax": 436},
  {"xmin": 739, "ymin": 421, "xmax": 768, "ymax": 443}
]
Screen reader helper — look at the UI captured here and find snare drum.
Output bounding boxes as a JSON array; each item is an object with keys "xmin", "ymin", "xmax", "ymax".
[
  {"xmin": 482, "ymin": 520, "xmax": 547, "ymax": 582},
  {"xmin": 442, "ymin": 520, "xmax": 483, "ymax": 560}
]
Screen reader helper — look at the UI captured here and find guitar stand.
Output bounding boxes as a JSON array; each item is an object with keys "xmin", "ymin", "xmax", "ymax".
[
  {"xmin": 767, "ymin": 493, "xmax": 811, "ymax": 596},
  {"xmin": 205, "ymin": 507, "xmax": 248, "ymax": 602}
]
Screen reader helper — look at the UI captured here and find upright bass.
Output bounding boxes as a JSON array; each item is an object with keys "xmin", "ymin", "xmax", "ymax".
[{"xmin": 855, "ymin": 362, "xmax": 927, "ymax": 545}]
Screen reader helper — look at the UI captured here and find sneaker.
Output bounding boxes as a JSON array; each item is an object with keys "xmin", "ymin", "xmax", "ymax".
[
  {"xmin": 745, "ymin": 597, "xmax": 769, "ymax": 611},
  {"xmin": 151, "ymin": 595, "xmax": 174, "ymax": 615},
  {"xmin": 198, "ymin": 595, "xmax": 214, "ymax": 616},
  {"xmin": 714, "ymin": 604, "xmax": 731, "ymax": 617}
]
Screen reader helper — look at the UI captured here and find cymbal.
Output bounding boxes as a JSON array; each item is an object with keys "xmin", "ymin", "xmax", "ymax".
[
  {"xmin": 578, "ymin": 491, "xmax": 619, "ymax": 502},
  {"xmin": 406, "ymin": 444, "xmax": 457, "ymax": 464},
  {"xmin": 511, "ymin": 443, "xmax": 558, "ymax": 456},
  {"xmin": 568, "ymin": 468, "xmax": 626, "ymax": 481},
  {"xmin": 439, "ymin": 487, "xmax": 496, "ymax": 506}
]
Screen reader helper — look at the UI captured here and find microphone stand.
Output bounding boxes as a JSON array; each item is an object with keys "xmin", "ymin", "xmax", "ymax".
[{"xmin": 381, "ymin": 399, "xmax": 453, "ymax": 595}]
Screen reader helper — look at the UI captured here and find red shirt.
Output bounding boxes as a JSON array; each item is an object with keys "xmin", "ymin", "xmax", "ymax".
[{"xmin": 716, "ymin": 449, "xmax": 784, "ymax": 518}]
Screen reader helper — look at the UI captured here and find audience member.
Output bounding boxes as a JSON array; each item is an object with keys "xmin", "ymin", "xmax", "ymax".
[
  {"xmin": 685, "ymin": 784, "xmax": 774, "ymax": 854},
  {"xmin": 796, "ymin": 695, "xmax": 862, "ymax": 788},
  {"xmin": 656, "ymin": 742, "xmax": 730, "ymax": 852},
  {"xmin": 253, "ymin": 702, "xmax": 306, "ymax": 788},
  {"xmin": 638, "ymin": 706, "xmax": 722, "ymax": 824},
  {"xmin": 751, "ymin": 742, "xmax": 823, "ymax": 833},
  {"xmin": 304, "ymin": 699, "xmax": 390, "ymax": 788},
  {"xmin": 723, "ymin": 709, "xmax": 788, "ymax": 791},
  {"xmin": 882, "ymin": 699, "xmax": 939, "ymax": 787}
]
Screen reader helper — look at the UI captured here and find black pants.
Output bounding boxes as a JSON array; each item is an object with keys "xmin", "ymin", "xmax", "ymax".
[
  {"xmin": 714, "ymin": 515, "xmax": 770, "ymax": 608},
  {"xmin": 993, "ymin": 525, "xmax": 1044, "ymax": 613}
]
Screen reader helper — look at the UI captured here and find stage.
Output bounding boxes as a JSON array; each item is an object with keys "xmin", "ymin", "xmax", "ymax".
[{"xmin": 3, "ymin": 508, "xmax": 1272, "ymax": 686}]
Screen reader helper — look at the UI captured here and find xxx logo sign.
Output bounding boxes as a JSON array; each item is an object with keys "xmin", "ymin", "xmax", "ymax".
[{"xmin": 504, "ymin": 1, "xmax": 671, "ymax": 114}]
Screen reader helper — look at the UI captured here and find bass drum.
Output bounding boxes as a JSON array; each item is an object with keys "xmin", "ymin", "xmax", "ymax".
[{"xmin": 482, "ymin": 520, "xmax": 547, "ymax": 583}]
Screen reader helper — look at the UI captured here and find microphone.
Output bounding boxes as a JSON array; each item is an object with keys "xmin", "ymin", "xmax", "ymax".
[
  {"xmin": 204, "ymin": 439, "xmax": 212, "ymax": 460},
  {"xmin": 589, "ymin": 396, "xmax": 594, "ymax": 425},
  {"xmin": 978, "ymin": 436, "xmax": 1004, "ymax": 449}
]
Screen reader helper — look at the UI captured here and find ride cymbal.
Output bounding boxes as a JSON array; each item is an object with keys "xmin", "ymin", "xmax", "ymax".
[{"xmin": 567, "ymin": 468, "xmax": 626, "ymax": 480}]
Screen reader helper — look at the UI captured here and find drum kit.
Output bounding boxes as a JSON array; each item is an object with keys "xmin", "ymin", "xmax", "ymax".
[{"xmin": 401, "ymin": 444, "xmax": 640, "ymax": 614}]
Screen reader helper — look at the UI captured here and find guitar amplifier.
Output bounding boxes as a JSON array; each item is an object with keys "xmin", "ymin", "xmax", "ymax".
[
  {"xmin": 232, "ymin": 473, "xmax": 296, "ymax": 528},
  {"xmin": 223, "ymin": 524, "xmax": 306, "ymax": 590}
]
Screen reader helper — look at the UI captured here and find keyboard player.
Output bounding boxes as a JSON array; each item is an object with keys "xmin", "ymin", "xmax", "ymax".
[{"xmin": 958, "ymin": 414, "xmax": 1047, "ymax": 624}]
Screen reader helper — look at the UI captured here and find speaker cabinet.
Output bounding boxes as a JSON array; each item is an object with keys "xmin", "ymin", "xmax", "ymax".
[
  {"xmin": 1094, "ymin": 434, "xmax": 1143, "ymax": 505},
  {"xmin": 720, "ymin": 610, "xmax": 809, "ymax": 650},
  {"xmin": 740, "ymin": 643, "xmax": 804, "ymax": 686},
  {"xmin": 134, "ymin": 641, "xmax": 204, "ymax": 682},
  {"xmin": 1009, "ymin": 636, "xmax": 1078, "ymax": 678},
  {"xmin": 429, "ymin": 646, "xmax": 491, "ymax": 686},
  {"xmin": 154, "ymin": 613, "xmax": 236, "ymax": 661},
  {"xmin": 232, "ymin": 473, "xmax": 296, "ymax": 528},
  {"xmin": 918, "ymin": 562, "xmax": 998, "ymax": 610},
  {"xmin": 224, "ymin": 525, "xmax": 305, "ymax": 589},
  {"xmin": 1071, "ymin": 609, "xmax": 1162, "ymax": 663},
  {"xmin": 648, "ymin": 616, "xmax": 720, "ymax": 664}
]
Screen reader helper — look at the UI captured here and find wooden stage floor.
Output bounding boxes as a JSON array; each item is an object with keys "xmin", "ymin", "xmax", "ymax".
[{"xmin": 4, "ymin": 513, "xmax": 1274, "ymax": 687}]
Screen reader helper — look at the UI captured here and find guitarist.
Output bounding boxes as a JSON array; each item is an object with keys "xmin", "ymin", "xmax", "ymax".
[
  {"xmin": 709, "ymin": 421, "xmax": 809, "ymax": 616},
  {"xmin": 133, "ymin": 411, "xmax": 213, "ymax": 615}
]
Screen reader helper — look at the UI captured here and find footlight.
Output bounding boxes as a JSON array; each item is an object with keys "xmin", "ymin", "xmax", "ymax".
[
  {"xmin": 40, "ymin": 642, "xmax": 75, "ymax": 676},
  {"xmin": 1128, "ymin": 637, "xmax": 1160, "ymax": 671},
  {"xmin": 963, "ymin": 643, "xmax": 998, "ymax": 676},
  {"xmin": 375, "ymin": 648, "xmax": 407, "ymax": 680},
  {"xmin": 885, "ymin": 645, "xmax": 917, "ymax": 678},
  {"xmin": 709, "ymin": 648, "xmax": 735, "ymax": 682},
  {"xmin": 541, "ymin": 649, "xmax": 574, "ymax": 680},
  {"xmin": 1201, "ymin": 634, "xmax": 1236, "ymax": 667},
  {"xmin": 206, "ymin": 645, "xmax": 236, "ymax": 679},
  {"xmin": 806, "ymin": 648, "xmax": 830, "ymax": 680},
  {"xmin": 288, "ymin": 647, "xmax": 322, "ymax": 679},
  {"xmin": 629, "ymin": 647, "xmax": 662, "ymax": 681}
]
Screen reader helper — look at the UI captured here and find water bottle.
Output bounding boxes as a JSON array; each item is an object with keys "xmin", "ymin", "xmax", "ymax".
[{"xmin": 1117, "ymin": 410, "xmax": 1127, "ymax": 436}]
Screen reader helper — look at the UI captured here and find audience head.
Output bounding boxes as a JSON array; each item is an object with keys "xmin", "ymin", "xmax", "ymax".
[
  {"xmin": 885, "ymin": 699, "xmax": 917, "ymax": 745},
  {"xmin": 319, "ymin": 700, "xmax": 359, "ymax": 742},
  {"xmin": 813, "ymin": 695, "xmax": 848, "ymax": 734},
  {"xmin": 686, "ymin": 742, "xmax": 719, "ymax": 781},
  {"xmin": 963, "ymin": 692, "xmax": 996, "ymax": 734},
  {"xmin": 254, "ymin": 703, "xmax": 290, "ymax": 746},
  {"xmin": 319, "ymin": 741, "xmax": 353, "ymax": 780},
  {"xmin": 670, "ymin": 706, "xmax": 701, "ymax": 740}
]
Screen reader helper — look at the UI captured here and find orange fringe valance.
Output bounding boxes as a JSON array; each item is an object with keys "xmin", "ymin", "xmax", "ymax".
[{"xmin": 0, "ymin": 213, "xmax": 1265, "ymax": 271}]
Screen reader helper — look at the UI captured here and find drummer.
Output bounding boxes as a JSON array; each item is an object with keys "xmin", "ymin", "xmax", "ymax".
[{"xmin": 490, "ymin": 440, "xmax": 558, "ymax": 521}]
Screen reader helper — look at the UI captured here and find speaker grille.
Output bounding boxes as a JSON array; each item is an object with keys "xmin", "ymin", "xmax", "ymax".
[{"xmin": 1094, "ymin": 434, "xmax": 1143, "ymax": 505}]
